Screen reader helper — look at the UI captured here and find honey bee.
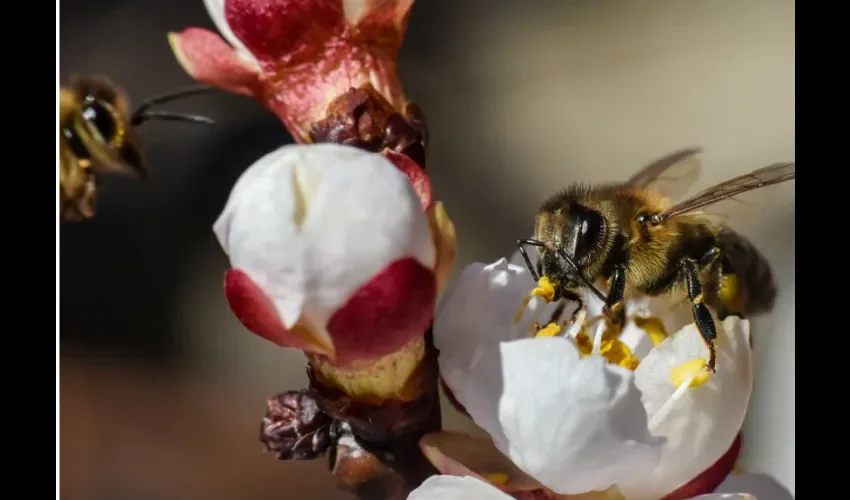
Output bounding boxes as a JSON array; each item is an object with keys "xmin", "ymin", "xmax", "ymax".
[
  {"xmin": 516, "ymin": 148, "xmax": 795, "ymax": 372},
  {"xmin": 60, "ymin": 75, "xmax": 216, "ymax": 221}
]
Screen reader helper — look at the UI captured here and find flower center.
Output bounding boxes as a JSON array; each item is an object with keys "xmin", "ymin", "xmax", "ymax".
[
  {"xmin": 522, "ymin": 278, "xmax": 642, "ymax": 371},
  {"xmin": 522, "ymin": 278, "xmax": 714, "ymax": 381},
  {"xmin": 521, "ymin": 277, "xmax": 717, "ymax": 432}
]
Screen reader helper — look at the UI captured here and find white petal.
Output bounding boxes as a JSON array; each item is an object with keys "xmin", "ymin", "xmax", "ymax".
[
  {"xmin": 712, "ymin": 472, "xmax": 794, "ymax": 499},
  {"xmin": 407, "ymin": 475, "xmax": 512, "ymax": 500},
  {"xmin": 434, "ymin": 259, "xmax": 566, "ymax": 439},
  {"xmin": 203, "ymin": 0, "xmax": 260, "ymax": 65},
  {"xmin": 434, "ymin": 258, "xmax": 560, "ymax": 368},
  {"xmin": 436, "ymin": 257, "xmax": 665, "ymax": 494},
  {"xmin": 621, "ymin": 316, "xmax": 753, "ymax": 499},
  {"xmin": 495, "ymin": 338, "xmax": 665, "ymax": 494},
  {"xmin": 214, "ymin": 143, "xmax": 435, "ymax": 329}
]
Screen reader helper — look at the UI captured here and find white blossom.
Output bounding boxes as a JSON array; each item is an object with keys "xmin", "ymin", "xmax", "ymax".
[
  {"xmin": 407, "ymin": 473, "xmax": 793, "ymax": 500},
  {"xmin": 432, "ymin": 249, "xmax": 755, "ymax": 499}
]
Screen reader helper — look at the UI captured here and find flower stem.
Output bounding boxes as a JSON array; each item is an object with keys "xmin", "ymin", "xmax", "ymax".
[{"xmin": 315, "ymin": 328, "xmax": 443, "ymax": 499}]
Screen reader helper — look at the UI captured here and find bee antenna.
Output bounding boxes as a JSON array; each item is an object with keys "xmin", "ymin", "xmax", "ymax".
[
  {"xmin": 131, "ymin": 85, "xmax": 218, "ymax": 117},
  {"xmin": 516, "ymin": 238, "xmax": 609, "ymax": 302},
  {"xmin": 555, "ymin": 248, "xmax": 608, "ymax": 303},
  {"xmin": 131, "ymin": 110, "xmax": 216, "ymax": 126}
]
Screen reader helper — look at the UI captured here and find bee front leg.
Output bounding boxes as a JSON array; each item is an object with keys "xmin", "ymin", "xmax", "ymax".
[
  {"xmin": 601, "ymin": 264, "xmax": 627, "ymax": 326},
  {"xmin": 516, "ymin": 239, "xmax": 542, "ymax": 282},
  {"xmin": 559, "ymin": 289, "xmax": 585, "ymax": 323},
  {"xmin": 680, "ymin": 258, "xmax": 718, "ymax": 373}
]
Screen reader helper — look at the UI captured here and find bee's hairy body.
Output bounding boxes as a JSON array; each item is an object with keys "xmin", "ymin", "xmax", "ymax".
[
  {"xmin": 519, "ymin": 151, "xmax": 794, "ymax": 373},
  {"xmin": 60, "ymin": 76, "xmax": 215, "ymax": 222},
  {"xmin": 534, "ymin": 184, "xmax": 776, "ymax": 358},
  {"xmin": 59, "ymin": 76, "xmax": 145, "ymax": 221}
]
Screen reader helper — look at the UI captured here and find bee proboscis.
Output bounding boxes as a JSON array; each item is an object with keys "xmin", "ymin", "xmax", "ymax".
[
  {"xmin": 516, "ymin": 148, "xmax": 795, "ymax": 372},
  {"xmin": 59, "ymin": 75, "xmax": 217, "ymax": 221}
]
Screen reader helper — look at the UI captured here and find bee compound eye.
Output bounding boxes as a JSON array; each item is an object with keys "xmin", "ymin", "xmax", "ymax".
[
  {"xmin": 81, "ymin": 98, "xmax": 119, "ymax": 142},
  {"xmin": 577, "ymin": 209, "xmax": 604, "ymax": 255},
  {"xmin": 62, "ymin": 122, "xmax": 90, "ymax": 159}
]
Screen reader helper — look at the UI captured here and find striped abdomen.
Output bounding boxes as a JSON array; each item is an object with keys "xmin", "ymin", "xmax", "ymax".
[{"xmin": 709, "ymin": 229, "xmax": 777, "ymax": 319}]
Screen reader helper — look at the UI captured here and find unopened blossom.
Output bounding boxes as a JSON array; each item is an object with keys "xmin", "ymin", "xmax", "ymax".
[
  {"xmin": 408, "ymin": 474, "xmax": 793, "ymax": 500},
  {"xmin": 169, "ymin": 0, "xmax": 419, "ymax": 144},
  {"xmin": 214, "ymin": 143, "xmax": 455, "ymax": 401},
  {"xmin": 425, "ymin": 250, "xmax": 764, "ymax": 499}
]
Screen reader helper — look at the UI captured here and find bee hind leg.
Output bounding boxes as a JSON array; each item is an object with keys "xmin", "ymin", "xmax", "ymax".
[
  {"xmin": 699, "ymin": 246, "xmax": 744, "ymax": 321},
  {"xmin": 680, "ymin": 258, "xmax": 718, "ymax": 373}
]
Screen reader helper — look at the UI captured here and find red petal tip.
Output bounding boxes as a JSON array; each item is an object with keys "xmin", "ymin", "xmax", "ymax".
[
  {"xmin": 383, "ymin": 150, "xmax": 431, "ymax": 209},
  {"xmin": 168, "ymin": 28, "xmax": 261, "ymax": 96},
  {"xmin": 327, "ymin": 258, "xmax": 436, "ymax": 364},
  {"xmin": 224, "ymin": 268, "xmax": 334, "ymax": 357},
  {"xmin": 662, "ymin": 433, "xmax": 744, "ymax": 500}
]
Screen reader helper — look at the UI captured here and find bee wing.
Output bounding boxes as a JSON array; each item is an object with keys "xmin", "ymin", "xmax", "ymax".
[
  {"xmin": 625, "ymin": 147, "xmax": 702, "ymax": 201},
  {"xmin": 656, "ymin": 162, "xmax": 795, "ymax": 224}
]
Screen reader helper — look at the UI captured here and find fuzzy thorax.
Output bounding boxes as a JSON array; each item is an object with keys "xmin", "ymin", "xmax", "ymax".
[{"xmin": 309, "ymin": 336, "xmax": 427, "ymax": 404}]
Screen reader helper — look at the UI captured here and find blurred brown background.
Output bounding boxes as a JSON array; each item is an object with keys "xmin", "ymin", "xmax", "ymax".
[{"xmin": 58, "ymin": 1, "xmax": 794, "ymax": 499}]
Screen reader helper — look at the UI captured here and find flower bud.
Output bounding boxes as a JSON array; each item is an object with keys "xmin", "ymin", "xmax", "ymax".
[
  {"xmin": 216, "ymin": 143, "xmax": 452, "ymax": 402},
  {"xmin": 169, "ymin": 0, "xmax": 419, "ymax": 144},
  {"xmin": 260, "ymin": 390, "xmax": 333, "ymax": 460}
]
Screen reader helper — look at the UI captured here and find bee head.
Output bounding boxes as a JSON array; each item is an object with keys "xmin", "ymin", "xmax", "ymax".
[{"xmin": 536, "ymin": 203, "xmax": 606, "ymax": 289}]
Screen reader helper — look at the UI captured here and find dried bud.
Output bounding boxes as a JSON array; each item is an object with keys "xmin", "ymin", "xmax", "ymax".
[
  {"xmin": 308, "ymin": 87, "xmax": 428, "ymax": 170},
  {"xmin": 260, "ymin": 390, "xmax": 334, "ymax": 460}
]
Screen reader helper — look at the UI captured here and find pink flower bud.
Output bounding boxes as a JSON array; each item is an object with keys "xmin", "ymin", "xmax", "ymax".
[
  {"xmin": 215, "ymin": 143, "xmax": 440, "ymax": 367},
  {"xmin": 168, "ymin": 0, "xmax": 415, "ymax": 143}
]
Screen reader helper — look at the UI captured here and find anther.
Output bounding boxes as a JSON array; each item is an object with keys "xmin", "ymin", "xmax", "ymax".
[
  {"xmin": 670, "ymin": 358, "xmax": 712, "ymax": 388},
  {"xmin": 634, "ymin": 316, "xmax": 668, "ymax": 346},
  {"xmin": 532, "ymin": 276, "xmax": 556, "ymax": 303},
  {"xmin": 534, "ymin": 322, "xmax": 563, "ymax": 338}
]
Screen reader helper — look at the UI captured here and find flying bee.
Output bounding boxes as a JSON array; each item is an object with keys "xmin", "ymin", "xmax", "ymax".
[
  {"xmin": 60, "ymin": 75, "xmax": 217, "ymax": 221},
  {"xmin": 516, "ymin": 148, "xmax": 795, "ymax": 372}
]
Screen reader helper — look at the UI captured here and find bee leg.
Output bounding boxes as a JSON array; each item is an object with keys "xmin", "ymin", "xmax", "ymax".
[
  {"xmin": 699, "ymin": 246, "xmax": 744, "ymax": 322},
  {"xmin": 516, "ymin": 240, "xmax": 542, "ymax": 282},
  {"xmin": 559, "ymin": 290, "xmax": 584, "ymax": 323},
  {"xmin": 601, "ymin": 264, "xmax": 627, "ymax": 326},
  {"xmin": 680, "ymin": 258, "xmax": 718, "ymax": 373},
  {"xmin": 699, "ymin": 247, "xmax": 721, "ymax": 268}
]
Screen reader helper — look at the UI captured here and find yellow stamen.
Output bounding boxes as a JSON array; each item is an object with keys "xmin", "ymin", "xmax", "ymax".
[
  {"xmin": 575, "ymin": 331, "xmax": 640, "ymax": 370},
  {"xmin": 619, "ymin": 355, "xmax": 640, "ymax": 370},
  {"xmin": 670, "ymin": 358, "xmax": 712, "ymax": 388},
  {"xmin": 634, "ymin": 316, "xmax": 668, "ymax": 346},
  {"xmin": 575, "ymin": 332, "xmax": 594, "ymax": 356},
  {"xmin": 484, "ymin": 472, "xmax": 510, "ymax": 485},
  {"xmin": 532, "ymin": 276, "xmax": 556, "ymax": 302},
  {"xmin": 534, "ymin": 322, "xmax": 562, "ymax": 338}
]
